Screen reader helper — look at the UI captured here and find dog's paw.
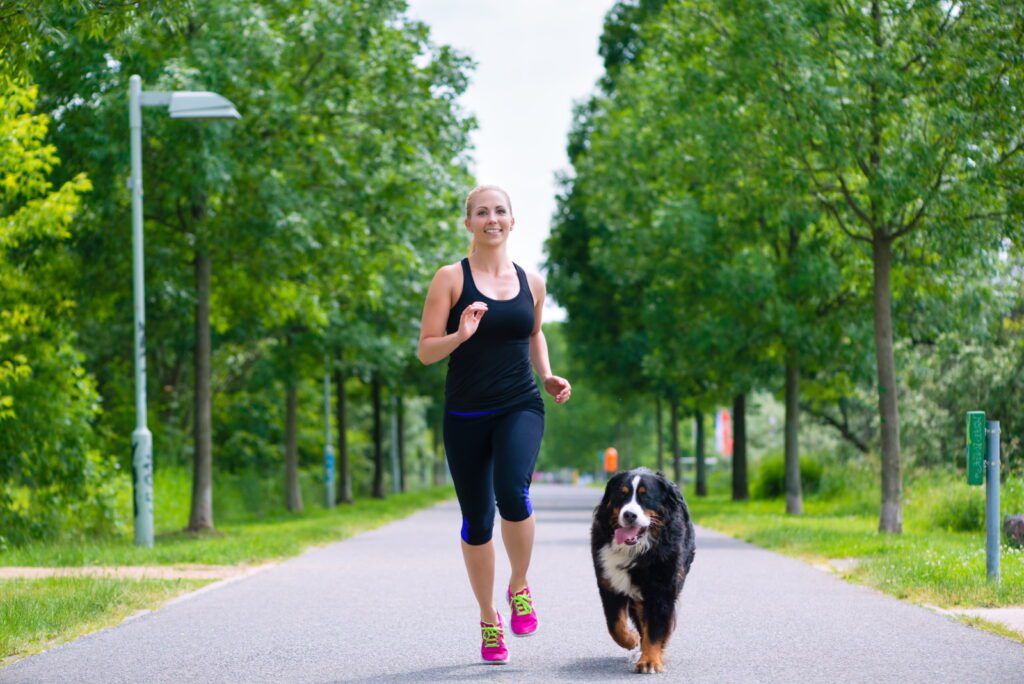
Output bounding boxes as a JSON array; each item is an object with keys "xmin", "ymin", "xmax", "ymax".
[
  {"xmin": 627, "ymin": 645, "xmax": 642, "ymax": 667},
  {"xmin": 634, "ymin": 654, "xmax": 666, "ymax": 674}
]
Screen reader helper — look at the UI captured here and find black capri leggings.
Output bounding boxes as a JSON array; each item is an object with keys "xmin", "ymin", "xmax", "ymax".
[{"xmin": 443, "ymin": 397, "xmax": 545, "ymax": 545}]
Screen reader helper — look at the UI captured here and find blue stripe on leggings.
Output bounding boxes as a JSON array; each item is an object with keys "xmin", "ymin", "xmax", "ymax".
[
  {"xmin": 461, "ymin": 517, "xmax": 470, "ymax": 542},
  {"xmin": 447, "ymin": 409, "xmax": 497, "ymax": 417},
  {"xmin": 523, "ymin": 485, "xmax": 532, "ymax": 516}
]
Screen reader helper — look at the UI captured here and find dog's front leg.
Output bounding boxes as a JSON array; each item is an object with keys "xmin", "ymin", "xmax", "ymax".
[
  {"xmin": 632, "ymin": 601, "xmax": 668, "ymax": 674},
  {"xmin": 597, "ymin": 584, "xmax": 639, "ymax": 650}
]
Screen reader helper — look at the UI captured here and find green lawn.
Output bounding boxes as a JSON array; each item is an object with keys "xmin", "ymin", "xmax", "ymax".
[
  {"xmin": 687, "ymin": 476, "xmax": 1024, "ymax": 609},
  {"xmin": 1, "ymin": 577, "xmax": 208, "ymax": 665},
  {"xmin": 0, "ymin": 485, "xmax": 454, "ymax": 665},
  {"xmin": 0, "ymin": 486, "xmax": 454, "ymax": 567}
]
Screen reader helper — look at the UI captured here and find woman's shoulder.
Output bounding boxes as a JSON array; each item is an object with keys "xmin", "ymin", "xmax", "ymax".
[
  {"xmin": 520, "ymin": 266, "xmax": 546, "ymax": 302},
  {"xmin": 431, "ymin": 260, "xmax": 466, "ymax": 306},
  {"xmin": 520, "ymin": 266, "xmax": 545, "ymax": 287},
  {"xmin": 433, "ymin": 260, "xmax": 465, "ymax": 282}
]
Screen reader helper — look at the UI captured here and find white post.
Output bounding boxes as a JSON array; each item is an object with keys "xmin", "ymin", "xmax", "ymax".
[
  {"xmin": 986, "ymin": 421, "xmax": 1001, "ymax": 584},
  {"xmin": 390, "ymin": 394, "xmax": 400, "ymax": 493},
  {"xmin": 324, "ymin": 361, "xmax": 335, "ymax": 508},
  {"xmin": 129, "ymin": 75, "xmax": 154, "ymax": 547}
]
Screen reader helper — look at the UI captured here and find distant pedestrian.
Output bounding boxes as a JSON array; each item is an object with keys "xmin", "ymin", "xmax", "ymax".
[{"xmin": 417, "ymin": 185, "xmax": 571, "ymax": 664}]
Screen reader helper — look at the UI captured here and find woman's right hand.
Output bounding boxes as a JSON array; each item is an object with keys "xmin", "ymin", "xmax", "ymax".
[{"xmin": 457, "ymin": 301, "xmax": 488, "ymax": 342}]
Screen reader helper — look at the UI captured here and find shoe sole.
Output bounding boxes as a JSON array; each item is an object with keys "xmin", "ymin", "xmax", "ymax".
[
  {"xmin": 482, "ymin": 657, "xmax": 509, "ymax": 665},
  {"xmin": 511, "ymin": 629, "xmax": 537, "ymax": 638}
]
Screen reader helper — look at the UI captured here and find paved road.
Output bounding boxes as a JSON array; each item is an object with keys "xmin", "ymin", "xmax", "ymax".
[{"xmin": 4, "ymin": 484, "xmax": 1023, "ymax": 683}]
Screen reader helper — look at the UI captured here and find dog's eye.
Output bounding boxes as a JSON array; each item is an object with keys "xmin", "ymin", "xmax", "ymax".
[
  {"xmin": 638, "ymin": 486, "xmax": 647, "ymax": 495},
  {"xmin": 620, "ymin": 486, "xmax": 630, "ymax": 495}
]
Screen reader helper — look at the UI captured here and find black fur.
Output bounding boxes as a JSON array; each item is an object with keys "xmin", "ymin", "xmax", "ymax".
[{"xmin": 591, "ymin": 468, "xmax": 695, "ymax": 671}]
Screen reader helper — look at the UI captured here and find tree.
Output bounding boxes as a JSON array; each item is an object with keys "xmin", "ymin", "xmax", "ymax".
[
  {"xmin": 730, "ymin": 0, "xmax": 1024, "ymax": 531},
  {"xmin": 0, "ymin": 73, "xmax": 101, "ymax": 543}
]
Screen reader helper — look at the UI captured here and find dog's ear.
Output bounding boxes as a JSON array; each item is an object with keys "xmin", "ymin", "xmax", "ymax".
[
  {"xmin": 656, "ymin": 471, "xmax": 685, "ymax": 509},
  {"xmin": 599, "ymin": 471, "xmax": 628, "ymax": 510}
]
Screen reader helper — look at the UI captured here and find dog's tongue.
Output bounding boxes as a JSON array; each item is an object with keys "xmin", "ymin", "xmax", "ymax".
[{"xmin": 615, "ymin": 526, "xmax": 640, "ymax": 544}]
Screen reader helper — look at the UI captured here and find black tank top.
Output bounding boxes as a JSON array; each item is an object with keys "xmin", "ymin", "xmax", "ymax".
[{"xmin": 444, "ymin": 258, "xmax": 541, "ymax": 412}]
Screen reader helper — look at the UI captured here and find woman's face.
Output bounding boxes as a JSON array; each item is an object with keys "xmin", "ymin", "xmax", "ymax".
[{"xmin": 465, "ymin": 189, "xmax": 514, "ymax": 247}]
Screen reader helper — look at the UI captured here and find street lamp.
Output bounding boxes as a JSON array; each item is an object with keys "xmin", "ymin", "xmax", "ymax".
[{"xmin": 129, "ymin": 74, "xmax": 240, "ymax": 547}]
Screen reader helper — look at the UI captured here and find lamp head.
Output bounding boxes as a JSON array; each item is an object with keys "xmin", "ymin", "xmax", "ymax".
[{"xmin": 168, "ymin": 92, "xmax": 240, "ymax": 120}]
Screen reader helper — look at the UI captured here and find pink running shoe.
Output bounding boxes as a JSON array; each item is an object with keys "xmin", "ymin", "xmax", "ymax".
[
  {"xmin": 507, "ymin": 586, "xmax": 538, "ymax": 637},
  {"xmin": 480, "ymin": 613, "xmax": 509, "ymax": 664}
]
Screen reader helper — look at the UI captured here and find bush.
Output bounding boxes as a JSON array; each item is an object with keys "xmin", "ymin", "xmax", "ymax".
[
  {"xmin": 752, "ymin": 452, "xmax": 823, "ymax": 499},
  {"xmin": 915, "ymin": 470, "xmax": 1024, "ymax": 533}
]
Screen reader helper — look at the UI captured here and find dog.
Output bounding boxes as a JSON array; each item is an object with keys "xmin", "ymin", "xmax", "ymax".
[{"xmin": 591, "ymin": 468, "xmax": 695, "ymax": 673}]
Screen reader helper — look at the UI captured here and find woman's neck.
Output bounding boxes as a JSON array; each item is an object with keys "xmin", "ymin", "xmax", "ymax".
[{"xmin": 469, "ymin": 246, "xmax": 512, "ymax": 274}]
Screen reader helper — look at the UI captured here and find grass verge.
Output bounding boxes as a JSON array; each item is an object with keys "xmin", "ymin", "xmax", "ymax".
[
  {"xmin": 0, "ymin": 486, "xmax": 454, "ymax": 567},
  {"xmin": 689, "ymin": 493, "xmax": 1024, "ymax": 608},
  {"xmin": 1, "ymin": 577, "xmax": 209, "ymax": 665},
  {"xmin": 1, "ymin": 484, "xmax": 454, "ymax": 665}
]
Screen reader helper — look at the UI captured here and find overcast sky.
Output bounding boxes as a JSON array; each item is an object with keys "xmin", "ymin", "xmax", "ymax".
[{"xmin": 406, "ymin": 0, "xmax": 617, "ymax": 322}]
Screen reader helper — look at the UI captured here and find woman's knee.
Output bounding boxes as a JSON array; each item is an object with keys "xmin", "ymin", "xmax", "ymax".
[
  {"xmin": 461, "ymin": 508, "xmax": 496, "ymax": 545},
  {"xmin": 496, "ymin": 484, "xmax": 533, "ymax": 522}
]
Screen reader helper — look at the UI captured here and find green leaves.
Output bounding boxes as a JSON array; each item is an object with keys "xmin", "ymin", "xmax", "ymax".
[{"xmin": 0, "ymin": 75, "xmax": 109, "ymax": 544}]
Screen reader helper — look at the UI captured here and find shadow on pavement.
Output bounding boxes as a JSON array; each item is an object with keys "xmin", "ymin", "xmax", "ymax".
[
  {"xmin": 555, "ymin": 655, "xmax": 638, "ymax": 679},
  {"xmin": 336, "ymin": 663, "xmax": 530, "ymax": 682}
]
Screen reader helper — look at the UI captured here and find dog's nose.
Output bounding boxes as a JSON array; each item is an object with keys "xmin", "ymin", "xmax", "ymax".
[{"xmin": 622, "ymin": 510, "xmax": 637, "ymax": 525}]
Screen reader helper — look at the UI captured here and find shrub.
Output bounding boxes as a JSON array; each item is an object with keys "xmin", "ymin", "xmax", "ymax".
[
  {"xmin": 752, "ymin": 452, "xmax": 823, "ymax": 499},
  {"xmin": 914, "ymin": 470, "xmax": 1024, "ymax": 533}
]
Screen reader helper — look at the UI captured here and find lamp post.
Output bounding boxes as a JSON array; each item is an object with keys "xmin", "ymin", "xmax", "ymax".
[{"xmin": 129, "ymin": 75, "xmax": 239, "ymax": 547}]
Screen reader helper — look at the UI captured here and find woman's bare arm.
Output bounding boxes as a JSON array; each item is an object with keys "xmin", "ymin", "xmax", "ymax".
[{"xmin": 418, "ymin": 265, "xmax": 487, "ymax": 365}]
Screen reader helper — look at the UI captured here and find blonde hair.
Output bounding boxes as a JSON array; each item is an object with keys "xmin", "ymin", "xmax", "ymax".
[{"xmin": 464, "ymin": 185, "xmax": 513, "ymax": 257}]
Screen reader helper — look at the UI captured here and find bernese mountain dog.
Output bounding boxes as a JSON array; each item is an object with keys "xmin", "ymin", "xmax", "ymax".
[{"xmin": 591, "ymin": 468, "xmax": 696, "ymax": 674}]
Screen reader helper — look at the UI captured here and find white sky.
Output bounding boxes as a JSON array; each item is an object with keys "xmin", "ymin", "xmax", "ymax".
[{"xmin": 406, "ymin": 0, "xmax": 618, "ymax": 323}]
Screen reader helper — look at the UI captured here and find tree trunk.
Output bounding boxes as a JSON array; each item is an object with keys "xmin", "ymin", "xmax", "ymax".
[
  {"xmin": 695, "ymin": 410, "xmax": 707, "ymax": 497},
  {"xmin": 188, "ymin": 247, "xmax": 214, "ymax": 531},
  {"xmin": 397, "ymin": 394, "xmax": 406, "ymax": 493},
  {"xmin": 732, "ymin": 393, "xmax": 749, "ymax": 501},
  {"xmin": 284, "ymin": 378, "xmax": 303, "ymax": 512},
  {"xmin": 655, "ymin": 396, "xmax": 664, "ymax": 473},
  {"xmin": 670, "ymin": 397, "xmax": 681, "ymax": 483},
  {"xmin": 873, "ymin": 234, "xmax": 903, "ymax": 532},
  {"xmin": 785, "ymin": 346, "xmax": 804, "ymax": 514},
  {"xmin": 334, "ymin": 368, "xmax": 353, "ymax": 503},
  {"xmin": 372, "ymin": 373, "xmax": 385, "ymax": 498}
]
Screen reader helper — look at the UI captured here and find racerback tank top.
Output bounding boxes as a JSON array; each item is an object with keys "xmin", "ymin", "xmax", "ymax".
[{"xmin": 444, "ymin": 258, "xmax": 541, "ymax": 412}]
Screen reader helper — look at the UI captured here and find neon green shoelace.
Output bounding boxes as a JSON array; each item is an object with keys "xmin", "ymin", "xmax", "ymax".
[
  {"xmin": 481, "ymin": 624, "xmax": 503, "ymax": 648},
  {"xmin": 510, "ymin": 591, "xmax": 533, "ymax": 616}
]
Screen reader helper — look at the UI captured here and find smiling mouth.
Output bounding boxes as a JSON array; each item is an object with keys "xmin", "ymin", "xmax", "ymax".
[{"xmin": 614, "ymin": 525, "xmax": 647, "ymax": 546}]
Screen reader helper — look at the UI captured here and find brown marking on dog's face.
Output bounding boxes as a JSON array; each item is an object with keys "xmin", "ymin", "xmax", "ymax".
[
  {"xmin": 608, "ymin": 505, "xmax": 621, "ymax": 528},
  {"xmin": 609, "ymin": 603, "xmax": 639, "ymax": 650}
]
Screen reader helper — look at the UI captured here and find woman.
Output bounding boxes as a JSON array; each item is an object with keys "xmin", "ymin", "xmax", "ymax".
[{"xmin": 417, "ymin": 185, "xmax": 571, "ymax": 664}]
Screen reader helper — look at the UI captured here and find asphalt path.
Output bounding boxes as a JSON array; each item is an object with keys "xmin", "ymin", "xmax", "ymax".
[{"xmin": 3, "ymin": 484, "xmax": 1023, "ymax": 682}]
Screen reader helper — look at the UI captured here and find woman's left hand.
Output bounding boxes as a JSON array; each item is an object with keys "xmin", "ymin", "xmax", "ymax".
[{"xmin": 543, "ymin": 375, "xmax": 572, "ymax": 404}]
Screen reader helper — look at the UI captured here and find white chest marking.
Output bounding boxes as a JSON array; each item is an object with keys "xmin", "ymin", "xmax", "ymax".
[{"xmin": 598, "ymin": 540, "xmax": 650, "ymax": 601}]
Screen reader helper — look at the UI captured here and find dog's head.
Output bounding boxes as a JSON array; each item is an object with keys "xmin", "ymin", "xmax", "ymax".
[{"xmin": 596, "ymin": 468, "xmax": 684, "ymax": 547}]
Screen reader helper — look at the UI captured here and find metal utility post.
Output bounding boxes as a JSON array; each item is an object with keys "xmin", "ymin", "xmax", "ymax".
[
  {"xmin": 967, "ymin": 411, "xmax": 1001, "ymax": 585},
  {"xmin": 324, "ymin": 364, "xmax": 335, "ymax": 508},
  {"xmin": 127, "ymin": 75, "xmax": 239, "ymax": 547},
  {"xmin": 390, "ymin": 394, "xmax": 401, "ymax": 494},
  {"xmin": 986, "ymin": 421, "xmax": 1000, "ymax": 584},
  {"xmin": 129, "ymin": 75, "xmax": 154, "ymax": 548}
]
